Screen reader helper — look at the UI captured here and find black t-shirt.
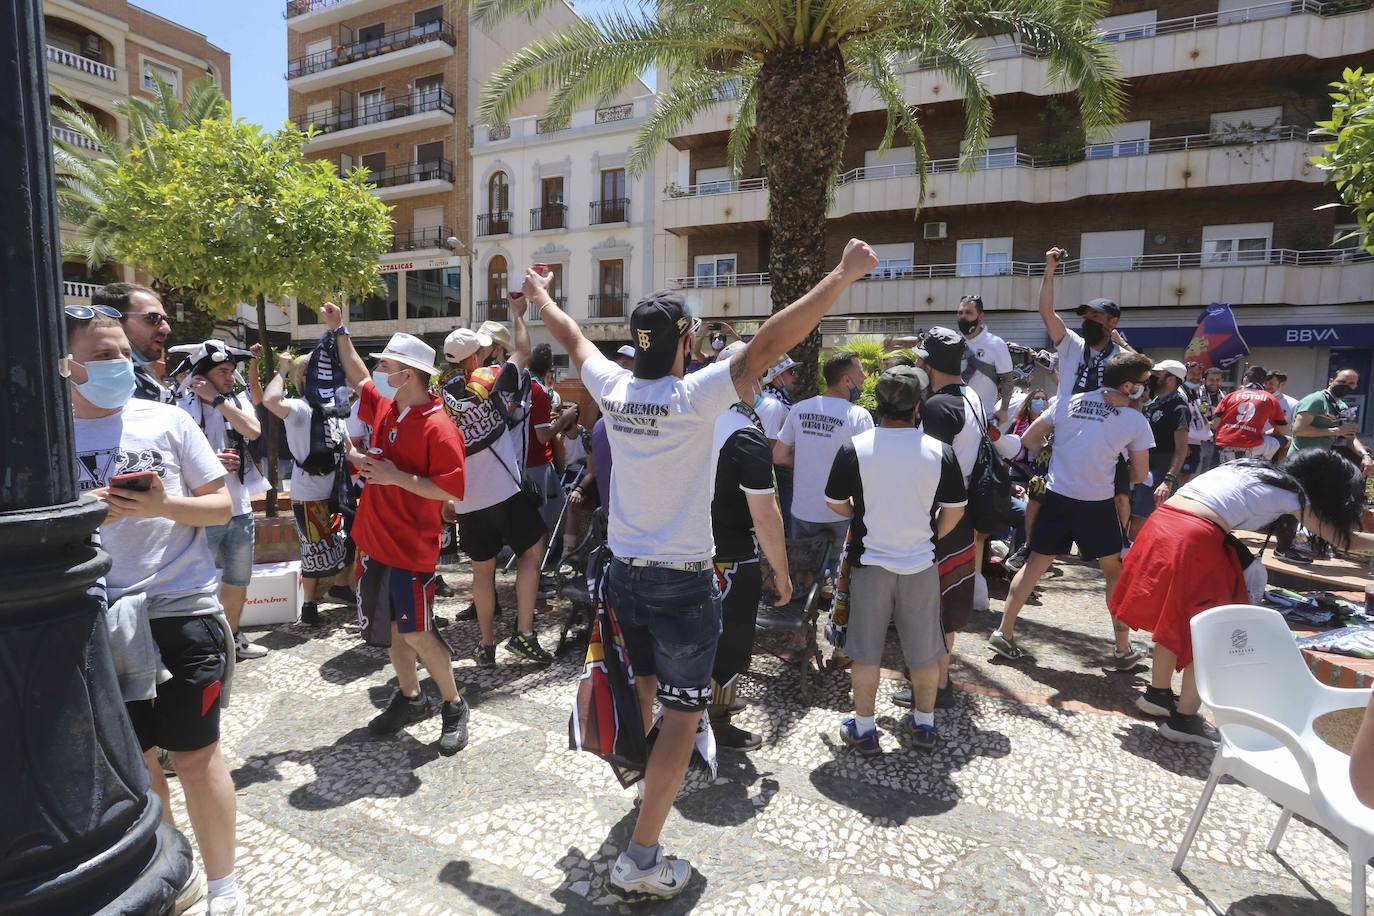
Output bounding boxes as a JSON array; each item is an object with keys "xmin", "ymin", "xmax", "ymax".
[
  {"xmin": 1144, "ymin": 389, "xmax": 1189, "ymax": 468},
  {"xmin": 919, "ymin": 385, "xmax": 967, "ymax": 445},
  {"xmin": 711, "ymin": 419, "xmax": 777, "ymax": 562}
]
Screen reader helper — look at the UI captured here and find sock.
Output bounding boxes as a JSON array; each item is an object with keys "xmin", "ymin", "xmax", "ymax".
[
  {"xmin": 626, "ymin": 840, "xmax": 661, "ymax": 870},
  {"xmin": 854, "ymin": 714, "xmax": 876, "ymax": 735},
  {"xmin": 912, "ymin": 709, "xmax": 935, "ymax": 728},
  {"xmin": 206, "ymin": 872, "xmax": 237, "ymax": 902},
  {"xmin": 520, "ymin": 630, "xmax": 534, "ymax": 638}
]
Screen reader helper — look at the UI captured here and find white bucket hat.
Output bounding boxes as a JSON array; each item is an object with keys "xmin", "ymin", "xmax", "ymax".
[
  {"xmin": 762, "ymin": 355, "xmax": 797, "ymax": 385},
  {"xmin": 371, "ymin": 332, "xmax": 439, "ymax": 377},
  {"xmin": 444, "ymin": 327, "xmax": 493, "ymax": 364}
]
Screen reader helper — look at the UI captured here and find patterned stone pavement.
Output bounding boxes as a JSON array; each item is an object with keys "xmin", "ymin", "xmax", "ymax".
[{"xmin": 170, "ymin": 559, "xmax": 1367, "ymax": 915}]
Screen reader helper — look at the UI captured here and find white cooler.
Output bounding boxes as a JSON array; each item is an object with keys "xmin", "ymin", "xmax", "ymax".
[{"xmin": 240, "ymin": 560, "xmax": 302, "ymax": 627}]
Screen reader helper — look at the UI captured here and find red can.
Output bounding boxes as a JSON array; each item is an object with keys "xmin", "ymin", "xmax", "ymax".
[
  {"xmin": 368, "ymin": 447, "xmax": 383, "ymax": 458},
  {"xmin": 533, "ymin": 263, "xmax": 550, "ymax": 274}
]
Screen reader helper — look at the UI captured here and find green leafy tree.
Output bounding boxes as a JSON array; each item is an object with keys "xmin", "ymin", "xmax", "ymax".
[
  {"xmin": 1312, "ymin": 67, "xmax": 1374, "ymax": 255},
  {"xmin": 475, "ymin": 0, "xmax": 1125, "ymax": 396}
]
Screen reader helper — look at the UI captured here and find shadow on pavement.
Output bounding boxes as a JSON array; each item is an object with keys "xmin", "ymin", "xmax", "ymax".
[
  {"xmin": 675, "ymin": 752, "xmax": 781, "ymax": 828},
  {"xmin": 1115, "ymin": 721, "xmax": 1215, "ymax": 780}
]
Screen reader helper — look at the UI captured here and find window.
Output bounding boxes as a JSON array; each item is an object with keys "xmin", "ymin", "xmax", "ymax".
[
  {"xmin": 536, "ymin": 177, "xmax": 566, "ymax": 229},
  {"xmin": 601, "ymin": 168, "xmax": 626, "ymax": 203},
  {"xmin": 595, "ymin": 169, "xmax": 627, "ymax": 223},
  {"xmin": 406, "ymin": 268, "xmax": 460, "ymax": 319},
  {"xmin": 338, "ymin": 153, "xmax": 353, "ymax": 174},
  {"xmin": 356, "ymin": 22, "xmax": 384, "ymax": 43},
  {"xmin": 546, "ymin": 264, "xmax": 566, "ymax": 302},
  {"xmin": 1087, "ymin": 120, "xmax": 1151, "ymax": 159},
  {"xmin": 415, "ymin": 140, "xmax": 443, "ymax": 164},
  {"xmin": 694, "ymin": 166, "xmax": 736, "ymax": 194},
  {"xmin": 956, "ymin": 238, "xmax": 1012, "ymax": 277},
  {"xmin": 357, "ymin": 88, "xmax": 385, "ymax": 125},
  {"xmin": 142, "ymin": 60, "xmax": 180, "ymax": 97},
  {"xmin": 867, "ymin": 243, "xmax": 914, "ymax": 279},
  {"xmin": 961, "ymin": 135, "xmax": 1017, "ymax": 169},
  {"xmin": 863, "ymin": 147, "xmax": 918, "ymax": 178},
  {"xmin": 360, "ymin": 152, "xmax": 385, "ymax": 175},
  {"xmin": 486, "ymin": 256, "xmax": 508, "ymax": 306},
  {"xmin": 414, "ymin": 73, "xmax": 443, "ymax": 106},
  {"xmin": 1202, "ymin": 223, "xmax": 1272, "ymax": 265},
  {"xmin": 1210, "ymin": 107, "xmax": 1282, "ymax": 143},
  {"xmin": 595, "ymin": 260, "xmax": 626, "ymax": 317},
  {"xmin": 1096, "ymin": 11, "xmax": 1157, "ymax": 42},
  {"xmin": 489, "ymin": 171, "xmax": 509, "ymax": 213},
  {"xmin": 1218, "ymin": 0, "xmax": 1288, "ymax": 24},
  {"xmin": 694, "ymin": 255, "xmax": 737, "ymax": 287},
  {"xmin": 414, "ymin": 6, "xmax": 443, "ymax": 29},
  {"xmin": 1079, "ymin": 230, "xmax": 1144, "ymax": 273},
  {"xmin": 306, "ymin": 102, "xmax": 331, "ymax": 129},
  {"xmin": 351, "ymin": 273, "xmax": 398, "ymax": 322}
]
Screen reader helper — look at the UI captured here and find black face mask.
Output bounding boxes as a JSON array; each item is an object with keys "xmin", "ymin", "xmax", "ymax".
[
  {"xmin": 1081, "ymin": 320, "xmax": 1107, "ymax": 346},
  {"xmin": 1330, "ymin": 383, "xmax": 1355, "ymax": 400},
  {"xmin": 957, "ymin": 318, "xmax": 980, "ymax": 335}
]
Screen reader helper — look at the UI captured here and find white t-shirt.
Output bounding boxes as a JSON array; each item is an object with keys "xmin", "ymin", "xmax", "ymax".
[
  {"xmin": 176, "ymin": 390, "xmax": 266, "ymax": 517},
  {"xmin": 779, "ymin": 394, "xmax": 876, "ymax": 523},
  {"xmin": 1266, "ymin": 393, "xmax": 1299, "ymax": 431},
  {"xmin": 1054, "ymin": 328, "xmax": 1120, "ymax": 422},
  {"xmin": 1046, "ymin": 389, "xmax": 1155, "ymax": 501},
  {"xmin": 281, "ymin": 398, "xmax": 345, "ymax": 503},
  {"xmin": 582, "ymin": 354, "xmax": 739, "ymax": 563},
  {"xmin": 75, "ymin": 399, "xmax": 227, "ymax": 602},
  {"xmin": 345, "ymin": 398, "xmax": 371, "ymax": 445},
  {"xmin": 1177, "ymin": 463, "xmax": 1303, "ymax": 531},
  {"xmin": 562, "ymin": 430, "xmax": 588, "ymax": 467},
  {"xmin": 754, "ymin": 389, "xmax": 791, "ymax": 441},
  {"xmin": 961, "ymin": 326, "xmax": 1013, "ymax": 419}
]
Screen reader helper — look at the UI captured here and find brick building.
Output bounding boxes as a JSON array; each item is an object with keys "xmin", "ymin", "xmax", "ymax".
[{"xmin": 653, "ymin": 0, "xmax": 1374, "ymax": 422}]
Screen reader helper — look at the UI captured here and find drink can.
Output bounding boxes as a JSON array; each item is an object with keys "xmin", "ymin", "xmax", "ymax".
[
  {"xmin": 368, "ymin": 447, "xmax": 383, "ymax": 458},
  {"xmin": 223, "ymin": 447, "xmax": 238, "ymax": 457},
  {"xmin": 533, "ymin": 262, "xmax": 550, "ymax": 273}
]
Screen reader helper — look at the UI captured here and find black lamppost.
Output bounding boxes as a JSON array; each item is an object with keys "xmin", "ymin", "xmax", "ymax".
[{"xmin": 0, "ymin": 2, "xmax": 191, "ymax": 913}]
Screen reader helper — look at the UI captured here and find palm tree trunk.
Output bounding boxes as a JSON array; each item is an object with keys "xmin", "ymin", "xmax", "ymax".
[
  {"xmin": 256, "ymin": 292, "xmax": 279, "ymax": 517},
  {"xmin": 756, "ymin": 47, "xmax": 850, "ymax": 399}
]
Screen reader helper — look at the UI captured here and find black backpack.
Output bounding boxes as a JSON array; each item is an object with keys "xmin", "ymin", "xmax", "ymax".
[{"xmin": 962, "ymin": 395, "xmax": 1014, "ymax": 533}]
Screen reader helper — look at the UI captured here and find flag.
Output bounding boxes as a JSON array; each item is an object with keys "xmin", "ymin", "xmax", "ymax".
[{"xmin": 1184, "ymin": 302, "xmax": 1249, "ymax": 369}]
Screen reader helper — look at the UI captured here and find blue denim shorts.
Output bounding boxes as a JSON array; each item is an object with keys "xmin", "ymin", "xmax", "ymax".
[
  {"xmin": 205, "ymin": 512, "xmax": 255, "ymax": 587},
  {"xmin": 606, "ymin": 558, "xmax": 722, "ymax": 712}
]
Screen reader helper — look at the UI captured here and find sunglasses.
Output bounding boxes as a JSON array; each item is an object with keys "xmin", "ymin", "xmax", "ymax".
[
  {"xmin": 128, "ymin": 311, "xmax": 173, "ymax": 328},
  {"xmin": 64, "ymin": 304, "xmax": 122, "ymax": 320},
  {"xmin": 961, "ymin": 294, "xmax": 983, "ymax": 306}
]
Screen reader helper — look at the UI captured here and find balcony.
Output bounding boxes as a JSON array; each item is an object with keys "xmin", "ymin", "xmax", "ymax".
[
  {"xmin": 285, "ymin": 20, "xmax": 456, "ymax": 89},
  {"xmin": 669, "ymin": 248, "xmax": 1374, "ymax": 318},
  {"xmin": 589, "ymin": 198, "xmax": 629, "ymax": 225},
  {"xmin": 530, "ymin": 205, "xmax": 567, "ymax": 232},
  {"xmin": 661, "ymin": 127, "xmax": 1322, "ymax": 232},
  {"xmin": 475, "ymin": 299, "xmax": 510, "ymax": 323},
  {"xmin": 365, "ymin": 159, "xmax": 453, "ymax": 201},
  {"xmin": 63, "ymin": 281, "xmax": 100, "ymax": 302},
  {"xmin": 300, "ymin": 88, "xmax": 454, "ymax": 151},
  {"xmin": 390, "ymin": 226, "xmax": 452, "ymax": 253},
  {"xmin": 286, "ymin": 0, "xmax": 396, "ymax": 28},
  {"xmin": 588, "ymin": 293, "xmax": 628, "ymax": 319},
  {"xmin": 52, "ymin": 124, "xmax": 99, "ymax": 152},
  {"xmin": 477, "ymin": 211, "xmax": 512, "ymax": 236},
  {"xmin": 45, "ymin": 44, "xmax": 117, "ymax": 82}
]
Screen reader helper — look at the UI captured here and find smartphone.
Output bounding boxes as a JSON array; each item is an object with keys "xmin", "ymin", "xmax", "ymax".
[{"xmin": 110, "ymin": 470, "xmax": 157, "ymax": 491}]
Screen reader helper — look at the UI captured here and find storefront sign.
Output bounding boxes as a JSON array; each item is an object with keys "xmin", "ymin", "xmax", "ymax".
[
  {"xmin": 1125, "ymin": 322, "xmax": 1374, "ymax": 349},
  {"xmin": 379, "ymin": 255, "xmax": 460, "ymax": 274}
]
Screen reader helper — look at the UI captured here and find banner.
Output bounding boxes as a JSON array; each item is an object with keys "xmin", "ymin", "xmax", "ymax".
[{"xmin": 1184, "ymin": 302, "xmax": 1250, "ymax": 369}]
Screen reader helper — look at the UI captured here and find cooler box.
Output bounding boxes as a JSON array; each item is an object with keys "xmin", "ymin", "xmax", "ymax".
[{"xmin": 241, "ymin": 560, "xmax": 302, "ymax": 627}]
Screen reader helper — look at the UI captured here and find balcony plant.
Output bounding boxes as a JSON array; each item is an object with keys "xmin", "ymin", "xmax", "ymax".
[
  {"xmin": 1312, "ymin": 67, "xmax": 1374, "ymax": 256},
  {"xmin": 474, "ymin": 0, "xmax": 1124, "ymax": 397}
]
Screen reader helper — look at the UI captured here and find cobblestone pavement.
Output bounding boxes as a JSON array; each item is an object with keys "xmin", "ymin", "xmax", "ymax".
[{"xmin": 172, "ymin": 558, "xmax": 1366, "ymax": 915}]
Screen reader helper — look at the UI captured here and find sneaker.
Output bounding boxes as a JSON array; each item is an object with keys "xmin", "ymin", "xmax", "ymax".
[
  {"xmin": 434, "ymin": 576, "xmax": 457, "ymax": 598},
  {"xmin": 438, "ymin": 698, "xmax": 469, "ymax": 755},
  {"xmin": 432, "ymin": 615, "xmax": 450, "ymax": 629},
  {"xmin": 988, "ymin": 630, "xmax": 1025, "ymax": 660},
  {"xmin": 1003, "ymin": 544, "xmax": 1031, "ymax": 573},
  {"xmin": 934, "ymin": 680, "xmax": 956, "ymax": 709},
  {"xmin": 367, "ymin": 689, "xmax": 433, "ymax": 735},
  {"xmin": 1136, "ymin": 686, "xmax": 1177, "ymax": 718},
  {"xmin": 538, "ymin": 574, "xmax": 558, "ymax": 598},
  {"xmin": 300, "ymin": 602, "xmax": 320, "ymax": 626},
  {"xmin": 608, "ymin": 851, "xmax": 692, "ymax": 901},
  {"xmin": 1109, "ymin": 644, "xmax": 1145, "ymax": 671},
  {"xmin": 207, "ymin": 895, "xmax": 248, "ymax": 916},
  {"xmin": 173, "ymin": 862, "xmax": 204, "ymax": 914},
  {"xmin": 457, "ymin": 600, "xmax": 503, "ymax": 622},
  {"xmin": 327, "ymin": 585, "xmax": 357, "ymax": 605},
  {"xmin": 892, "ymin": 683, "xmax": 913, "ymax": 708},
  {"xmin": 234, "ymin": 632, "xmax": 268, "ymax": 661},
  {"xmin": 1159, "ymin": 712, "xmax": 1220, "ymax": 746},
  {"xmin": 904, "ymin": 716, "xmax": 939, "ymax": 752},
  {"xmin": 711, "ymin": 719, "xmax": 762, "ymax": 750},
  {"xmin": 840, "ymin": 716, "xmax": 881, "ymax": 756},
  {"xmin": 473, "ymin": 644, "xmax": 496, "ymax": 668},
  {"xmin": 728, "ymin": 696, "xmax": 749, "ymax": 714},
  {"xmin": 507, "ymin": 632, "xmax": 553, "ymax": 665}
]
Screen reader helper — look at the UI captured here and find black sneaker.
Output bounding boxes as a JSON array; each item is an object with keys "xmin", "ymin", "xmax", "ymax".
[
  {"xmin": 300, "ymin": 602, "xmax": 320, "ymax": 626},
  {"xmin": 434, "ymin": 576, "xmax": 457, "ymax": 598},
  {"xmin": 934, "ymin": 680, "xmax": 956, "ymax": 709},
  {"xmin": 456, "ymin": 600, "xmax": 501, "ymax": 622},
  {"xmin": 538, "ymin": 574, "xmax": 558, "ymax": 599},
  {"xmin": 1136, "ymin": 686, "xmax": 1177, "ymax": 718},
  {"xmin": 327, "ymin": 585, "xmax": 357, "ymax": 605},
  {"xmin": 432, "ymin": 615, "xmax": 450, "ymax": 629},
  {"xmin": 1003, "ymin": 544, "xmax": 1031, "ymax": 573},
  {"xmin": 1159, "ymin": 712, "xmax": 1219, "ymax": 746},
  {"xmin": 368, "ymin": 690, "xmax": 433, "ymax": 735},
  {"xmin": 474, "ymin": 644, "xmax": 496, "ymax": 668},
  {"xmin": 438, "ymin": 698, "xmax": 469, "ymax": 755},
  {"xmin": 507, "ymin": 632, "xmax": 553, "ymax": 665},
  {"xmin": 711, "ymin": 719, "xmax": 762, "ymax": 750}
]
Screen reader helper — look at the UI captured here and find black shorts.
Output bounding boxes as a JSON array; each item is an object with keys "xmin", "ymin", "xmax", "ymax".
[
  {"xmin": 1113, "ymin": 456, "xmax": 1131, "ymax": 496},
  {"xmin": 1183, "ymin": 445, "xmax": 1200, "ymax": 476},
  {"xmin": 1029, "ymin": 490, "xmax": 1123, "ymax": 560},
  {"xmin": 457, "ymin": 492, "xmax": 547, "ymax": 562},
  {"xmin": 125, "ymin": 616, "xmax": 228, "ymax": 753},
  {"xmin": 712, "ymin": 558, "xmax": 762, "ymax": 684}
]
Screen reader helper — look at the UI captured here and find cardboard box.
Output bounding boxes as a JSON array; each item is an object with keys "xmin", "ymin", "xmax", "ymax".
[{"xmin": 241, "ymin": 560, "xmax": 302, "ymax": 627}]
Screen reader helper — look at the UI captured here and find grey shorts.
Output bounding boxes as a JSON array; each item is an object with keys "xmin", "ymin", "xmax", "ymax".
[
  {"xmin": 791, "ymin": 517, "xmax": 849, "ymax": 555},
  {"xmin": 846, "ymin": 563, "xmax": 946, "ymax": 671}
]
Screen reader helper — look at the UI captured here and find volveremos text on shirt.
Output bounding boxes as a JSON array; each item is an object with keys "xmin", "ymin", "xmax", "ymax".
[
  {"xmin": 603, "ymin": 398, "xmax": 671, "ymax": 438},
  {"xmin": 1067, "ymin": 397, "xmax": 1121, "ymax": 423},
  {"xmin": 797, "ymin": 411, "xmax": 844, "ymax": 437}
]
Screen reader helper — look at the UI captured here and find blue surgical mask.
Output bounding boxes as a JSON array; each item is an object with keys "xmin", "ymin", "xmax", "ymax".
[
  {"xmin": 1030, "ymin": 398, "xmax": 1046, "ymax": 412},
  {"xmin": 752, "ymin": 391, "xmax": 766, "ymax": 410},
  {"xmin": 1184, "ymin": 380, "xmax": 1200, "ymax": 391},
  {"xmin": 848, "ymin": 380, "xmax": 863, "ymax": 403},
  {"xmin": 72, "ymin": 357, "xmax": 136, "ymax": 409},
  {"xmin": 371, "ymin": 368, "xmax": 399, "ymax": 399}
]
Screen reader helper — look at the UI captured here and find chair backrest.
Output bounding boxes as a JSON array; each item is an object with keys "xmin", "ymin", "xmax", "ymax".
[
  {"xmin": 759, "ymin": 535, "xmax": 829, "ymax": 607},
  {"xmin": 1191, "ymin": 604, "xmax": 1317, "ymax": 744}
]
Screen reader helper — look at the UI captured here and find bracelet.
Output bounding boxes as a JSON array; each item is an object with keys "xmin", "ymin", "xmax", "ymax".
[{"xmin": 1164, "ymin": 473, "xmax": 1178, "ymax": 484}]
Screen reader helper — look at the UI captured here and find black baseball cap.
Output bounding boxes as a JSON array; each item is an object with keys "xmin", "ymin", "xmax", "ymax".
[
  {"xmin": 916, "ymin": 326, "xmax": 965, "ymax": 376},
  {"xmin": 630, "ymin": 290, "xmax": 695, "ymax": 380},
  {"xmin": 876, "ymin": 365, "xmax": 927, "ymax": 415},
  {"xmin": 1068, "ymin": 297, "xmax": 1121, "ymax": 318}
]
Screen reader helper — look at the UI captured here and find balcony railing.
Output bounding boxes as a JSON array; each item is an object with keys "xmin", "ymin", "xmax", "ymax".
[
  {"xmin": 390, "ymin": 226, "xmax": 452, "ymax": 252},
  {"xmin": 63, "ymin": 280, "xmax": 100, "ymax": 299},
  {"xmin": 675, "ymin": 273, "xmax": 769, "ymax": 289},
  {"xmin": 590, "ymin": 198, "xmax": 629, "ymax": 225},
  {"xmin": 285, "ymin": 0, "xmax": 354, "ymax": 17},
  {"xmin": 589, "ymin": 293, "xmax": 628, "ymax": 319},
  {"xmin": 301, "ymin": 88, "xmax": 453, "ymax": 136},
  {"xmin": 596, "ymin": 103, "xmax": 634, "ymax": 123},
  {"xmin": 475, "ymin": 299, "xmax": 510, "ymax": 323},
  {"xmin": 665, "ymin": 126, "xmax": 1315, "ymax": 198},
  {"xmin": 477, "ymin": 211, "xmax": 512, "ymax": 236},
  {"xmin": 46, "ymin": 44, "xmax": 116, "ymax": 81},
  {"xmin": 52, "ymin": 124, "xmax": 99, "ymax": 151},
  {"xmin": 487, "ymin": 123, "xmax": 511, "ymax": 141},
  {"xmin": 530, "ymin": 205, "xmax": 567, "ymax": 231},
  {"xmin": 535, "ymin": 116, "xmax": 568, "ymax": 134},
  {"xmin": 286, "ymin": 19, "xmax": 456, "ymax": 79},
  {"xmin": 365, "ymin": 159, "xmax": 453, "ymax": 189}
]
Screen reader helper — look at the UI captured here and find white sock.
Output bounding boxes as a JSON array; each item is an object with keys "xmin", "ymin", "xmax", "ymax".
[
  {"xmin": 520, "ymin": 630, "xmax": 534, "ymax": 638},
  {"xmin": 912, "ymin": 709, "xmax": 935, "ymax": 728},
  {"xmin": 854, "ymin": 714, "xmax": 876, "ymax": 735},
  {"xmin": 207, "ymin": 872, "xmax": 237, "ymax": 902}
]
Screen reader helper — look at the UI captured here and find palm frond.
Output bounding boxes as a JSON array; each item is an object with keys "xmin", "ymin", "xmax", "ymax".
[
  {"xmin": 183, "ymin": 76, "xmax": 229, "ymax": 126},
  {"xmin": 625, "ymin": 68, "xmax": 742, "ymax": 176},
  {"xmin": 470, "ymin": 0, "xmax": 568, "ymax": 27},
  {"xmin": 724, "ymin": 64, "xmax": 761, "ymax": 178}
]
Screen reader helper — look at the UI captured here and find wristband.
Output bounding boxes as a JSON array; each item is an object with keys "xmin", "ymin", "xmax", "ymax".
[{"xmin": 1164, "ymin": 473, "xmax": 1178, "ymax": 484}]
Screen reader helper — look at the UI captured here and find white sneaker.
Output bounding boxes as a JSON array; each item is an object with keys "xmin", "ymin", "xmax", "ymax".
[
  {"xmin": 235, "ymin": 633, "xmax": 268, "ymax": 661},
  {"xmin": 608, "ymin": 851, "xmax": 691, "ymax": 901},
  {"xmin": 208, "ymin": 893, "xmax": 249, "ymax": 916},
  {"xmin": 173, "ymin": 863, "xmax": 204, "ymax": 914}
]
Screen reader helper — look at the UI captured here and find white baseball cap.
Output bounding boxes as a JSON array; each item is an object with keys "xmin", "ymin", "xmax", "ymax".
[
  {"xmin": 371, "ymin": 332, "xmax": 439, "ymax": 377},
  {"xmin": 615, "ymin": 344, "xmax": 635, "ymax": 360},
  {"xmin": 1152, "ymin": 359, "xmax": 1188, "ymax": 382},
  {"xmin": 444, "ymin": 327, "xmax": 493, "ymax": 364}
]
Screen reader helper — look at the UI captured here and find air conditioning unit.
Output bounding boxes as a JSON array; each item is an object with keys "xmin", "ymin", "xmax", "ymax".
[{"xmin": 923, "ymin": 221, "xmax": 948, "ymax": 240}]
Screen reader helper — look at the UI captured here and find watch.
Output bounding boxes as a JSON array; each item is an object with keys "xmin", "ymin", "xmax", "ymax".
[{"xmin": 212, "ymin": 394, "xmax": 227, "ymax": 408}]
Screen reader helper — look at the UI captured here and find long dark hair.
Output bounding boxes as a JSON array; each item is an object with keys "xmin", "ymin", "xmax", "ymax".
[{"xmin": 1272, "ymin": 450, "xmax": 1366, "ymax": 547}]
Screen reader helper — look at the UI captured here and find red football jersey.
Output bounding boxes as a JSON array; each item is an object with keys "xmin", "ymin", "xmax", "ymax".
[
  {"xmin": 526, "ymin": 378, "xmax": 554, "ymax": 469},
  {"xmin": 1213, "ymin": 388, "xmax": 1287, "ymax": 449}
]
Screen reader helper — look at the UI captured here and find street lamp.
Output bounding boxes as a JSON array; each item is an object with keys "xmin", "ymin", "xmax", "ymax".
[
  {"xmin": 446, "ymin": 235, "xmax": 473, "ymax": 327},
  {"xmin": 0, "ymin": 2, "xmax": 191, "ymax": 913}
]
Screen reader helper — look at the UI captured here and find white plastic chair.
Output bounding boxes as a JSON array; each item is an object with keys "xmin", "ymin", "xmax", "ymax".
[{"xmin": 1174, "ymin": 604, "xmax": 1374, "ymax": 912}]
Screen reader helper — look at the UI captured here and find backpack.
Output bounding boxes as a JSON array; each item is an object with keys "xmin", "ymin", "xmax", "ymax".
[{"xmin": 962, "ymin": 395, "xmax": 1014, "ymax": 533}]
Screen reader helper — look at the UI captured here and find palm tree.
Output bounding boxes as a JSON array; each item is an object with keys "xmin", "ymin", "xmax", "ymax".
[{"xmin": 475, "ymin": 0, "xmax": 1126, "ymax": 395}]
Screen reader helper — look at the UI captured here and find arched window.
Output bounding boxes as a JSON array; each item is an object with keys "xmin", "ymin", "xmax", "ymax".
[
  {"xmin": 488, "ymin": 171, "xmax": 509, "ymax": 214},
  {"xmin": 486, "ymin": 255, "xmax": 508, "ymax": 318}
]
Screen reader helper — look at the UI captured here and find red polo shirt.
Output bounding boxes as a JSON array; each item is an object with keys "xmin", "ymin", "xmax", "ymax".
[{"xmin": 353, "ymin": 380, "xmax": 466, "ymax": 572}]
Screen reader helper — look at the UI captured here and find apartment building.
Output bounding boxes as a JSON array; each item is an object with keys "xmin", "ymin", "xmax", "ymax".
[
  {"xmin": 469, "ymin": 91, "xmax": 656, "ymax": 360},
  {"xmin": 654, "ymin": 0, "xmax": 1374, "ymax": 424},
  {"xmin": 44, "ymin": 0, "xmax": 230, "ymax": 306}
]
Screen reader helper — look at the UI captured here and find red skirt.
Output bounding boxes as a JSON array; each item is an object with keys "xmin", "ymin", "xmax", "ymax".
[{"xmin": 1109, "ymin": 503, "xmax": 1247, "ymax": 670}]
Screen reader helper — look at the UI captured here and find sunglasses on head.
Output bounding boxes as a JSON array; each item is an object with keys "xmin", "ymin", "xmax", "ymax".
[
  {"xmin": 64, "ymin": 304, "xmax": 123, "ymax": 321},
  {"xmin": 961, "ymin": 294, "xmax": 982, "ymax": 306}
]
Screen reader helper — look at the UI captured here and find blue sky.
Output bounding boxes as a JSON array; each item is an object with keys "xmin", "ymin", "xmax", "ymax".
[{"xmin": 133, "ymin": 0, "xmax": 647, "ymax": 129}]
